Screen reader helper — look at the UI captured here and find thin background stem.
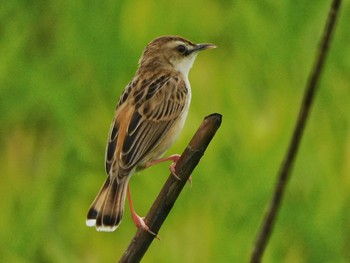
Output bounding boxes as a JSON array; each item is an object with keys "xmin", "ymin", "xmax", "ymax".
[{"xmin": 250, "ymin": 0, "xmax": 342, "ymax": 262}]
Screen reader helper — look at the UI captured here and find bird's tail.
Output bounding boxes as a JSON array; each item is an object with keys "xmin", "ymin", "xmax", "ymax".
[{"xmin": 86, "ymin": 176, "xmax": 129, "ymax": 232}]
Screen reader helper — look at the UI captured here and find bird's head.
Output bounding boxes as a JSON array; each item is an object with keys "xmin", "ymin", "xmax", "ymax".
[{"xmin": 138, "ymin": 36, "xmax": 216, "ymax": 76}]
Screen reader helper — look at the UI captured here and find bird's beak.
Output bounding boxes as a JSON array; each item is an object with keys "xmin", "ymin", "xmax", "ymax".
[{"xmin": 193, "ymin": 43, "xmax": 217, "ymax": 52}]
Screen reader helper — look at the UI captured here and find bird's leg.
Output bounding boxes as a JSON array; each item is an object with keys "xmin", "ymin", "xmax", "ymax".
[
  {"xmin": 127, "ymin": 184, "xmax": 159, "ymax": 239},
  {"xmin": 144, "ymin": 154, "xmax": 192, "ymax": 186},
  {"xmin": 144, "ymin": 154, "xmax": 181, "ymax": 180}
]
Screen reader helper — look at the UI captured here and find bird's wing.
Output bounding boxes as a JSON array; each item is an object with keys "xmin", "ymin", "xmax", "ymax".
[{"xmin": 105, "ymin": 74, "xmax": 189, "ymax": 178}]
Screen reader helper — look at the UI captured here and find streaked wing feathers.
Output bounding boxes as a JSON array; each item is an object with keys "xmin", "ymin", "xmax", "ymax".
[
  {"xmin": 105, "ymin": 119, "xmax": 119, "ymax": 174},
  {"xmin": 105, "ymin": 74, "xmax": 188, "ymax": 177}
]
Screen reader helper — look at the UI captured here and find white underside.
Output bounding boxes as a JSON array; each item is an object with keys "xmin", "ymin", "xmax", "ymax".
[{"xmin": 164, "ymin": 55, "xmax": 194, "ymax": 151}]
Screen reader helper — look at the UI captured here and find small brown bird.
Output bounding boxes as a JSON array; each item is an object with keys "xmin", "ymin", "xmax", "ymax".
[{"xmin": 86, "ymin": 35, "xmax": 216, "ymax": 233}]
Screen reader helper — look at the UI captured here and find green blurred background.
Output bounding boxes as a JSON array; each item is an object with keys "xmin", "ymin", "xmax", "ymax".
[{"xmin": 1, "ymin": 0, "xmax": 350, "ymax": 262}]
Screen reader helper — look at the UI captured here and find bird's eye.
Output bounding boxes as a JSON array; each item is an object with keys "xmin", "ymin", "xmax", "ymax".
[{"xmin": 176, "ymin": 45, "xmax": 187, "ymax": 54}]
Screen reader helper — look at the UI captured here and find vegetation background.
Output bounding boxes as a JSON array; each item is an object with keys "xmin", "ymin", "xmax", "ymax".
[{"xmin": 1, "ymin": 0, "xmax": 349, "ymax": 262}]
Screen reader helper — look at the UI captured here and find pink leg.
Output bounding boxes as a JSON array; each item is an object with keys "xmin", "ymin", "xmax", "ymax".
[
  {"xmin": 144, "ymin": 154, "xmax": 181, "ymax": 180},
  {"xmin": 127, "ymin": 184, "xmax": 159, "ymax": 239}
]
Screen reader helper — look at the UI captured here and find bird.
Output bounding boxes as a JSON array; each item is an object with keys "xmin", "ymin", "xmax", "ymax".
[{"xmin": 86, "ymin": 35, "xmax": 216, "ymax": 234}]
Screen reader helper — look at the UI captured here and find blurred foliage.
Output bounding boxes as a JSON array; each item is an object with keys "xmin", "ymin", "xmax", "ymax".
[{"xmin": 1, "ymin": 0, "xmax": 350, "ymax": 262}]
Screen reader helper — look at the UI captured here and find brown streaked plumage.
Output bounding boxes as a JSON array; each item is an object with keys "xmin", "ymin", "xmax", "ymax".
[{"xmin": 86, "ymin": 35, "xmax": 216, "ymax": 233}]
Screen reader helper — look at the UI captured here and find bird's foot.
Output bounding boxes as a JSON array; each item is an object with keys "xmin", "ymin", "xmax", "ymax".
[{"xmin": 131, "ymin": 212, "xmax": 160, "ymax": 240}]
